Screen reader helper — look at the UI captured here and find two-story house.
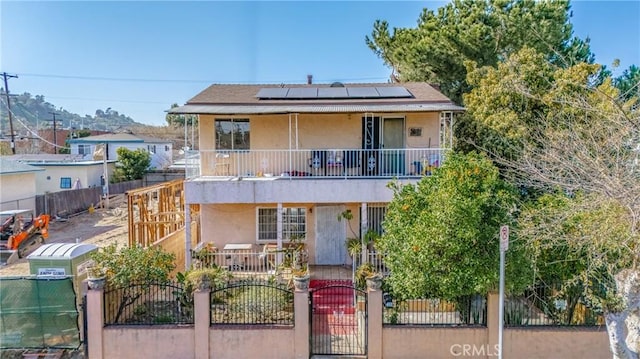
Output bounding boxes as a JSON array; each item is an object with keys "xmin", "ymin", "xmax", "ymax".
[{"xmin": 170, "ymin": 81, "xmax": 463, "ymax": 270}]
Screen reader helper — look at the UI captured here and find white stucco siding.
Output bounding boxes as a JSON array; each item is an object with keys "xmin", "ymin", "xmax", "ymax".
[
  {"xmin": 0, "ymin": 173, "xmax": 37, "ymax": 211},
  {"xmin": 34, "ymin": 163, "xmax": 115, "ymax": 194}
]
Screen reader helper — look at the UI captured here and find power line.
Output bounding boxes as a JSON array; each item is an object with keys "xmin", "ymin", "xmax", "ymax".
[
  {"xmin": 2, "ymin": 72, "xmax": 18, "ymax": 154},
  {"xmin": 0, "ymin": 96, "xmax": 69, "ymax": 151},
  {"xmin": 16, "ymin": 72, "xmax": 390, "ymax": 84}
]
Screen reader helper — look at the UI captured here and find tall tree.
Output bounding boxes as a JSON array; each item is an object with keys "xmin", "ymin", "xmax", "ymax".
[
  {"xmin": 378, "ymin": 151, "xmax": 532, "ymax": 301},
  {"xmin": 465, "ymin": 48, "xmax": 640, "ymax": 359},
  {"xmin": 366, "ymin": 0, "xmax": 592, "ymax": 104}
]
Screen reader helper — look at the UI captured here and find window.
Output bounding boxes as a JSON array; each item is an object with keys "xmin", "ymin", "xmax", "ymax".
[
  {"xmin": 60, "ymin": 177, "xmax": 72, "ymax": 189},
  {"xmin": 367, "ymin": 205, "xmax": 388, "ymax": 236},
  {"xmin": 147, "ymin": 145, "xmax": 156, "ymax": 153},
  {"xmin": 257, "ymin": 207, "xmax": 306, "ymax": 241},
  {"xmin": 78, "ymin": 144, "xmax": 91, "ymax": 155},
  {"xmin": 216, "ymin": 119, "xmax": 250, "ymax": 150},
  {"xmin": 164, "ymin": 145, "xmax": 170, "ymax": 152}
]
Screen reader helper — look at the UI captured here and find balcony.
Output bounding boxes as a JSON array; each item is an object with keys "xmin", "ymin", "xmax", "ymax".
[
  {"xmin": 182, "ymin": 148, "xmax": 447, "ymax": 204},
  {"xmin": 184, "ymin": 148, "xmax": 447, "ymax": 180}
]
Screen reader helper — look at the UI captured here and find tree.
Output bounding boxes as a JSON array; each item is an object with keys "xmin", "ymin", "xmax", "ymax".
[
  {"xmin": 90, "ymin": 243, "xmax": 176, "ymax": 324},
  {"xmin": 113, "ymin": 147, "xmax": 151, "ymax": 181},
  {"xmin": 378, "ymin": 151, "xmax": 532, "ymax": 301},
  {"xmin": 366, "ymin": 0, "xmax": 592, "ymax": 104},
  {"xmin": 166, "ymin": 103, "xmax": 198, "ymax": 127},
  {"xmin": 465, "ymin": 48, "xmax": 640, "ymax": 358}
]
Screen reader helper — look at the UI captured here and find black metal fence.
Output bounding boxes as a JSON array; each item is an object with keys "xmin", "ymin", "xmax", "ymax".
[
  {"xmin": 103, "ymin": 281, "xmax": 194, "ymax": 326},
  {"xmin": 383, "ymin": 294, "xmax": 487, "ymax": 326},
  {"xmin": 504, "ymin": 283, "xmax": 604, "ymax": 326},
  {"xmin": 210, "ymin": 280, "xmax": 294, "ymax": 325}
]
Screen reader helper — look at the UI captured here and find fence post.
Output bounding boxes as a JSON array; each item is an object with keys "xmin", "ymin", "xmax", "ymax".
[
  {"xmin": 294, "ymin": 286, "xmax": 309, "ymax": 359},
  {"xmin": 194, "ymin": 288, "xmax": 210, "ymax": 359},
  {"xmin": 487, "ymin": 292, "xmax": 500, "ymax": 355},
  {"xmin": 367, "ymin": 286, "xmax": 383, "ymax": 359},
  {"xmin": 86, "ymin": 287, "xmax": 104, "ymax": 359}
]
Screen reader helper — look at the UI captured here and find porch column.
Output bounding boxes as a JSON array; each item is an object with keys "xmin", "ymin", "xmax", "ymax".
[
  {"xmin": 86, "ymin": 287, "xmax": 104, "ymax": 359},
  {"xmin": 185, "ymin": 203, "xmax": 192, "ymax": 270},
  {"xmin": 367, "ymin": 284, "xmax": 383, "ymax": 359},
  {"xmin": 276, "ymin": 203, "xmax": 283, "ymax": 265},
  {"xmin": 360, "ymin": 203, "xmax": 367, "ymax": 264}
]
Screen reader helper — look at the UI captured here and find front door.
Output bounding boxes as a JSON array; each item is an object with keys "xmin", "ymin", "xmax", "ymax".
[
  {"xmin": 381, "ymin": 117, "xmax": 405, "ymax": 175},
  {"xmin": 315, "ymin": 205, "xmax": 346, "ymax": 265},
  {"xmin": 362, "ymin": 116, "xmax": 405, "ymax": 175}
]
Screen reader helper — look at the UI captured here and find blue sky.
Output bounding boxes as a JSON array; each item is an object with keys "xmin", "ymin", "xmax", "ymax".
[{"xmin": 1, "ymin": 1, "xmax": 639, "ymax": 127}]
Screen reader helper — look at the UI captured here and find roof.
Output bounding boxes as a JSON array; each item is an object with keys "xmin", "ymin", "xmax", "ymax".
[
  {"xmin": 27, "ymin": 243, "xmax": 98, "ymax": 259},
  {"xmin": 5, "ymin": 154, "xmax": 116, "ymax": 166},
  {"xmin": 0, "ymin": 158, "xmax": 44, "ymax": 175},
  {"xmin": 170, "ymin": 82, "xmax": 465, "ymax": 115},
  {"xmin": 69, "ymin": 133, "xmax": 171, "ymax": 144}
]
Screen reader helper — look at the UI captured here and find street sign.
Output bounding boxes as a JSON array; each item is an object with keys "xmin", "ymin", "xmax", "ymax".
[{"xmin": 500, "ymin": 225, "xmax": 509, "ymax": 252}]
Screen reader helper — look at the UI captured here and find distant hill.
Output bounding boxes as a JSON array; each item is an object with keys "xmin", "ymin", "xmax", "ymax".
[{"xmin": 0, "ymin": 90, "xmax": 146, "ymax": 136}]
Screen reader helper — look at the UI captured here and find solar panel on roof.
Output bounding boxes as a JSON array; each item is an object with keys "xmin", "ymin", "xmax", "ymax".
[
  {"xmin": 318, "ymin": 87, "xmax": 348, "ymax": 98},
  {"xmin": 287, "ymin": 87, "xmax": 318, "ymax": 98},
  {"xmin": 256, "ymin": 88, "xmax": 289, "ymax": 99},
  {"xmin": 376, "ymin": 86, "xmax": 413, "ymax": 98},
  {"xmin": 346, "ymin": 87, "xmax": 380, "ymax": 98}
]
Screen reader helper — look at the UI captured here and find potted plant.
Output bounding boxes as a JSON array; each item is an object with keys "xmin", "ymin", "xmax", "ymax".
[
  {"xmin": 86, "ymin": 263, "xmax": 106, "ymax": 290},
  {"xmin": 291, "ymin": 264, "xmax": 310, "ymax": 290},
  {"xmin": 355, "ymin": 262, "xmax": 383, "ymax": 290}
]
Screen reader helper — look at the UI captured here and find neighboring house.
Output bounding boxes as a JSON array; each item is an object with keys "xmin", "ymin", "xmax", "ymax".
[
  {"xmin": 68, "ymin": 133, "xmax": 173, "ymax": 169},
  {"xmin": 170, "ymin": 81, "xmax": 464, "ymax": 267},
  {"xmin": 6, "ymin": 154, "xmax": 116, "ymax": 195},
  {"xmin": 0, "ymin": 158, "xmax": 43, "ymax": 211}
]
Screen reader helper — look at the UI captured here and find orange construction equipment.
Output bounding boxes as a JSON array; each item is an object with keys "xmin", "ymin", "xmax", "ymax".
[{"xmin": 0, "ymin": 209, "xmax": 50, "ymax": 265}]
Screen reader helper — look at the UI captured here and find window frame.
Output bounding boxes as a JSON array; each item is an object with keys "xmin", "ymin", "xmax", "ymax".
[
  {"xmin": 256, "ymin": 207, "xmax": 307, "ymax": 242},
  {"xmin": 60, "ymin": 177, "xmax": 72, "ymax": 189},
  {"xmin": 215, "ymin": 118, "xmax": 250, "ymax": 150}
]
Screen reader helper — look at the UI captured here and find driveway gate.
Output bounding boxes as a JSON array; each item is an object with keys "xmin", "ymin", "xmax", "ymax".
[{"xmin": 310, "ymin": 284, "xmax": 367, "ymax": 356}]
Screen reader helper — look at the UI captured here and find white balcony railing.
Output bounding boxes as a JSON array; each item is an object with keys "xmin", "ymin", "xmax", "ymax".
[{"xmin": 185, "ymin": 148, "xmax": 447, "ymax": 179}]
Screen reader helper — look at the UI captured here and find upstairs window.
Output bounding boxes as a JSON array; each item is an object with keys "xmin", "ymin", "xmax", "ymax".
[
  {"xmin": 216, "ymin": 119, "xmax": 250, "ymax": 150},
  {"xmin": 78, "ymin": 144, "xmax": 91, "ymax": 155}
]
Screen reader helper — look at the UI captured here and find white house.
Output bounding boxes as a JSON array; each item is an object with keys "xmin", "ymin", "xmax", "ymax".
[
  {"xmin": 0, "ymin": 158, "xmax": 43, "ymax": 211},
  {"xmin": 7, "ymin": 154, "xmax": 116, "ymax": 195},
  {"xmin": 69, "ymin": 133, "xmax": 173, "ymax": 170}
]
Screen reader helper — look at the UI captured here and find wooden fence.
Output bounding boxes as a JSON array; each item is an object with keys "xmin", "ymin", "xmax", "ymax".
[{"xmin": 35, "ymin": 180, "xmax": 143, "ymax": 217}]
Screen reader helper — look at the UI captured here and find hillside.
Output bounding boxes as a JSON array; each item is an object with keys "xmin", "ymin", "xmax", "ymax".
[{"xmin": 0, "ymin": 90, "xmax": 146, "ymax": 135}]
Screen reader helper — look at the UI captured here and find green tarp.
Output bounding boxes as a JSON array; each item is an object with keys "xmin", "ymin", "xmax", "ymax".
[{"xmin": 0, "ymin": 277, "xmax": 80, "ymax": 349}]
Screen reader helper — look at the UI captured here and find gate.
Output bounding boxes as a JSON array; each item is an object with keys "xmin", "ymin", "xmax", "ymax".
[{"xmin": 310, "ymin": 283, "xmax": 367, "ymax": 356}]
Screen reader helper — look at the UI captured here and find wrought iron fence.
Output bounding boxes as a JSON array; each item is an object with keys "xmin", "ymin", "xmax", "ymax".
[
  {"xmin": 103, "ymin": 281, "xmax": 194, "ymax": 326},
  {"xmin": 383, "ymin": 294, "xmax": 487, "ymax": 326},
  {"xmin": 210, "ymin": 279, "xmax": 294, "ymax": 325},
  {"xmin": 504, "ymin": 283, "xmax": 604, "ymax": 326}
]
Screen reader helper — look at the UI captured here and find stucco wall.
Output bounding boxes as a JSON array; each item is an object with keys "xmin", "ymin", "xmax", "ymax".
[
  {"xmin": 103, "ymin": 327, "xmax": 195, "ymax": 359},
  {"xmin": 0, "ymin": 172, "xmax": 37, "ymax": 210},
  {"xmin": 209, "ymin": 327, "xmax": 295, "ymax": 359},
  {"xmin": 383, "ymin": 327, "xmax": 488, "ymax": 359},
  {"xmin": 503, "ymin": 327, "xmax": 609, "ymax": 359},
  {"xmin": 201, "ymin": 203, "xmax": 317, "ymax": 262},
  {"xmin": 200, "ymin": 112, "xmax": 441, "ymax": 150},
  {"xmin": 34, "ymin": 163, "xmax": 113, "ymax": 194}
]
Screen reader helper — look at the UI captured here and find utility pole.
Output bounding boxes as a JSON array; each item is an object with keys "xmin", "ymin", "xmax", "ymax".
[
  {"xmin": 2, "ymin": 72, "xmax": 18, "ymax": 154},
  {"xmin": 48, "ymin": 112, "xmax": 59, "ymax": 154}
]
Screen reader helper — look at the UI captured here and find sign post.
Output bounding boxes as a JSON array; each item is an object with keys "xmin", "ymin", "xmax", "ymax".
[{"xmin": 498, "ymin": 225, "xmax": 509, "ymax": 359}]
